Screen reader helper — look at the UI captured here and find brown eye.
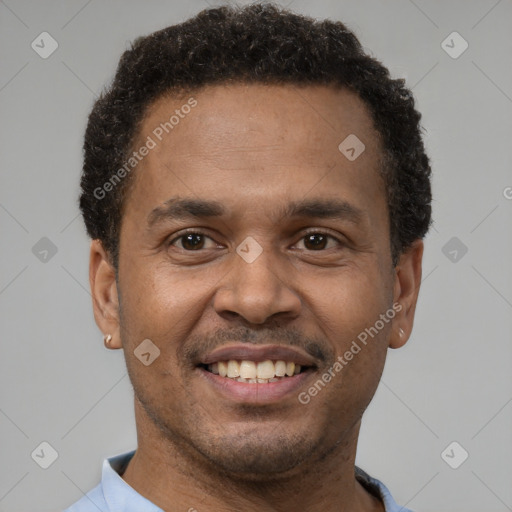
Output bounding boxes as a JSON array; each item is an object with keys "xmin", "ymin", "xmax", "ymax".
[
  {"xmin": 171, "ymin": 233, "xmax": 212, "ymax": 250},
  {"xmin": 181, "ymin": 233, "xmax": 204, "ymax": 250},
  {"xmin": 303, "ymin": 233, "xmax": 328, "ymax": 250},
  {"xmin": 296, "ymin": 232, "xmax": 341, "ymax": 251}
]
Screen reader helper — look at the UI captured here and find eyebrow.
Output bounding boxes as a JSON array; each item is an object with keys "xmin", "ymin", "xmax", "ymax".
[
  {"xmin": 147, "ymin": 196, "xmax": 364, "ymax": 227},
  {"xmin": 147, "ymin": 197, "xmax": 225, "ymax": 227}
]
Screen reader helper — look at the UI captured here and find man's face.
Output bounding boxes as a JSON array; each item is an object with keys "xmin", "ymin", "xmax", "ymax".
[{"xmin": 115, "ymin": 84, "xmax": 397, "ymax": 476}]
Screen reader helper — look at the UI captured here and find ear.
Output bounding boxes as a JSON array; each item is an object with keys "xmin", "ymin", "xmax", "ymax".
[
  {"xmin": 89, "ymin": 240, "xmax": 122, "ymax": 349},
  {"xmin": 389, "ymin": 239, "xmax": 424, "ymax": 349}
]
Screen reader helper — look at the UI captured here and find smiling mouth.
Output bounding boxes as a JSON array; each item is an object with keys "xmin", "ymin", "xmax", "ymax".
[{"xmin": 199, "ymin": 359, "xmax": 311, "ymax": 384}]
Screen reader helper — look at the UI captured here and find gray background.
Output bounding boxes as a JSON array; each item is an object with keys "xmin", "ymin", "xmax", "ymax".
[{"xmin": 1, "ymin": 0, "xmax": 511, "ymax": 511}]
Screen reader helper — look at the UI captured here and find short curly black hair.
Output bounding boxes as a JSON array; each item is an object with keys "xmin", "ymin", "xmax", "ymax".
[{"xmin": 80, "ymin": 2, "xmax": 432, "ymax": 268}]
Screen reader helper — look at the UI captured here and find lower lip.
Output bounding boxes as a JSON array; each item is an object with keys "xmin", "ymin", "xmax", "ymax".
[{"xmin": 197, "ymin": 367, "xmax": 314, "ymax": 404}]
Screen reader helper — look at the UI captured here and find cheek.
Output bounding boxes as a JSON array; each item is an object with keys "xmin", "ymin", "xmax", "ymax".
[
  {"xmin": 118, "ymin": 260, "xmax": 220, "ymax": 349},
  {"xmin": 117, "ymin": 263, "xmax": 216, "ymax": 414},
  {"xmin": 307, "ymin": 263, "xmax": 392, "ymax": 346},
  {"xmin": 303, "ymin": 264, "xmax": 391, "ymax": 404}
]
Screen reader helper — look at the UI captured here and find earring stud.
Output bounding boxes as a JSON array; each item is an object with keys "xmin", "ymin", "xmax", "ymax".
[
  {"xmin": 104, "ymin": 334, "xmax": 112, "ymax": 345},
  {"xmin": 399, "ymin": 328, "xmax": 405, "ymax": 337}
]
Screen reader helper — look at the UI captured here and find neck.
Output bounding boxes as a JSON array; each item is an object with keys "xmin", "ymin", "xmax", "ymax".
[{"xmin": 121, "ymin": 399, "xmax": 384, "ymax": 512}]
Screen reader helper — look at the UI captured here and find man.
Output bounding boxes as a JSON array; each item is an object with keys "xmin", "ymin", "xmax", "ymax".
[{"xmin": 64, "ymin": 3, "xmax": 431, "ymax": 511}]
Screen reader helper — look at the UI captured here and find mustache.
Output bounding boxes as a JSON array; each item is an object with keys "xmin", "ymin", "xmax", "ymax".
[{"xmin": 180, "ymin": 326, "xmax": 332, "ymax": 366}]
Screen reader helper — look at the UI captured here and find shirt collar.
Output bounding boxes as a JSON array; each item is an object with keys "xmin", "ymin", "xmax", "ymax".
[
  {"xmin": 102, "ymin": 450, "xmax": 163, "ymax": 512},
  {"xmin": 102, "ymin": 451, "xmax": 411, "ymax": 512},
  {"xmin": 355, "ymin": 466, "xmax": 413, "ymax": 512}
]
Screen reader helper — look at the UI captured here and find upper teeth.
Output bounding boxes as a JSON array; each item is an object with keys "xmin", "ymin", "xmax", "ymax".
[{"xmin": 208, "ymin": 360, "xmax": 302, "ymax": 381}]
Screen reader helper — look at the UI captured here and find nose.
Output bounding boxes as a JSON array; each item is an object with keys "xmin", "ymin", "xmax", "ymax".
[{"xmin": 213, "ymin": 244, "xmax": 302, "ymax": 325}]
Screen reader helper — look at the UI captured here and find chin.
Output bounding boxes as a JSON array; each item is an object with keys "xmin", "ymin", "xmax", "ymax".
[{"xmin": 192, "ymin": 428, "xmax": 319, "ymax": 478}]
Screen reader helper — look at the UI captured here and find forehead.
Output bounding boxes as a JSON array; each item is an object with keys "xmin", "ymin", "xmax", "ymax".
[
  {"xmin": 125, "ymin": 83, "xmax": 386, "ymax": 226},
  {"xmin": 140, "ymin": 82, "xmax": 380, "ymax": 161}
]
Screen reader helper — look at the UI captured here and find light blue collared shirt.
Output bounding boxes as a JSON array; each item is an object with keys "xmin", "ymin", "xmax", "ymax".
[{"xmin": 63, "ymin": 450, "xmax": 414, "ymax": 512}]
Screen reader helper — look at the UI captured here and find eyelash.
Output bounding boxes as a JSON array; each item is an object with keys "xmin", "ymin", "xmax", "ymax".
[{"xmin": 167, "ymin": 229, "xmax": 345, "ymax": 251}]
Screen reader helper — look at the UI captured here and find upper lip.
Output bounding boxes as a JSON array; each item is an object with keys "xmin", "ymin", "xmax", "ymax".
[{"xmin": 200, "ymin": 344, "xmax": 318, "ymax": 367}]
